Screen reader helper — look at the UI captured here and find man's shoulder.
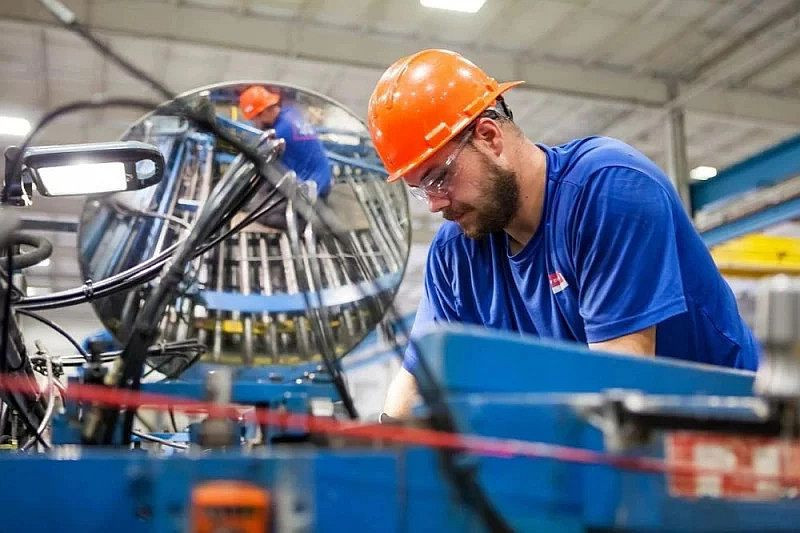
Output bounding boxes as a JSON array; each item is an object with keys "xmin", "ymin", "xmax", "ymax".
[{"xmin": 553, "ymin": 136, "xmax": 663, "ymax": 187}]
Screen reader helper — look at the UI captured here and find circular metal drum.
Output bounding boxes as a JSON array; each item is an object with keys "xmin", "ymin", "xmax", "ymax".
[{"xmin": 78, "ymin": 82, "xmax": 410, "ymax": 373}]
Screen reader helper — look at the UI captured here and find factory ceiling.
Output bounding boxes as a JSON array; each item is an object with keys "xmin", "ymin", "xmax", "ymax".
[{"xmin": 1, "ymin": 0, "xmax": 799, "ymax": 295}]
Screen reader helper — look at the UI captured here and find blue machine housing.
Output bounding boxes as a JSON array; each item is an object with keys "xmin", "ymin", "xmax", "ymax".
[{"xmin": 2, "ymin": 327, "xmax": 798, "ymax": 532}]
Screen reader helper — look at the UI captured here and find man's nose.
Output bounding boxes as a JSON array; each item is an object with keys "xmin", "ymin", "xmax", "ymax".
[{"xmin": 427, "ymin": 194, "xmax": 450, "ymax": 213}]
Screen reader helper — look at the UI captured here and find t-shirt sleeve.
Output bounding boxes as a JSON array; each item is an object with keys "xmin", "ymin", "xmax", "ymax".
[
  {"xmin": 402, "ymin": 244, "xmax": 458, "ymax": 372},
  {"xmin": 571, "ymin": 166, "xmax": 687, "ymax": 342}
]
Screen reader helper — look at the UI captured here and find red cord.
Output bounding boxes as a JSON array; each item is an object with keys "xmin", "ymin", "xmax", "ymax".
[{"xmin": 2, "ymin": 373, "xmax": 798, "ymax": 486}]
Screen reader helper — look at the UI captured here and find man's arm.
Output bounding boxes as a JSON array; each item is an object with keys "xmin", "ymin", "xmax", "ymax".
[
  {"xmin": 589, "ymin": 325, "xmax": 655, "ymax": 356},
  {"xmin": 383, "ymin": 367, "xmax": 419, "ymax": 419}
]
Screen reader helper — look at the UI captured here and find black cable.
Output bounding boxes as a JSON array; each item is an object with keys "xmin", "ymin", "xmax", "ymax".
[
  {"xmin": 14, "ymin": 309, "xmax": 90, "ymax": 361},
  {"xmin": 1, "ymin": 246, "xmax": 15, "ymax": 371},
  {"xmin": 15, "ymin": 184, "xmax": 280, "ymax": 311},
  {"xmin": 0, "ymin": 266, "xmax": 26, "ymax": 300},
  {"xmin": 168, "ymin": 408, "xmax": 178, "ymax": 433},
  {"xmin": 5, "ymin": 98, "xmax": 162, "ymax": 195},
  {"xmin": 109, "ymin": 202, "xmax": 192, "ymax": 230},
  {"xmin": 0, "ymin": 247, "xmax": 48, "ymax": 447},
  {"xmin": 0, "ymin": 233, "xmax": 53, "ymax": 270},
  {"xmin": 131, "ymin": 430, "xmax": 188, "ymax": 450},
  {"xmin": 257, "ymin": 163, "xmax": 360, "ymax": 420},
  {"xmin": 41, "ymin": 1, "xmax": 174, "ymax": 102},
  {"xmin": 195, "ymin": 183, "xmax": 284, "ymax": 253}
]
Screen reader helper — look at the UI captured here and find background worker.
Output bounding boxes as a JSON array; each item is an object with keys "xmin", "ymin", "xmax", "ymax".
[
  {"xmin": 367, "ymin": 49, "xmax": 760, "ymax": 420},
  {"xmin": 239, "ymin": 85, "xmax": 333, "ymax": 229}
]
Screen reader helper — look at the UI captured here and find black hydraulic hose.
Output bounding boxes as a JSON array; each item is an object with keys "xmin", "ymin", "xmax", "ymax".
[{"xmin": 0, "ymin": 233, "xmax": 53, "ymax": 270}]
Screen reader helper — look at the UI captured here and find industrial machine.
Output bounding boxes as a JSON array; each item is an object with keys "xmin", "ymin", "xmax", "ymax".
[{"xmin": 1, "ymin": 1, "xmax": 800, "ymax": 531}]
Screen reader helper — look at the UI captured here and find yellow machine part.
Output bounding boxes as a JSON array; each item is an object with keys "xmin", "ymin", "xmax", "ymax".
[{"xmin": 712, "ymin": 234, "xmax": 800, "ymax": 277}]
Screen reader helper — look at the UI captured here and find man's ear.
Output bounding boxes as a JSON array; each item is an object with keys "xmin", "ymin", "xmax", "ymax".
[{"xmin": 472, "ymin": 118, "xmax": 503, "ymax": 157}]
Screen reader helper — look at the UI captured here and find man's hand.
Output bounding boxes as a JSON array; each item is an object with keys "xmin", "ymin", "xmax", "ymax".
[{"xmin": 588, "ymin": 325, "xmax": 656, "ymax": 356}]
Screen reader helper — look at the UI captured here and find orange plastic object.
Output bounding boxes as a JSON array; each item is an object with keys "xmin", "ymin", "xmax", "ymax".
[
  {"xmin": 367, "ymin": 48, "xmax": 523, "ymax": 182},
  {"xmin": 239, "ymin": 86, "xmax": 281, "ymax": 120},
  {"xmin": 191, "ymin": 480, "xmax": 271, "ymax": 533}
]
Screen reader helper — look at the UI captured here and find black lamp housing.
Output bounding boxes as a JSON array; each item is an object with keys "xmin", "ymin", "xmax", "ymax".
[{"xmin": 2, "ymin": 141, "xmax": 165, "ymax": 205}]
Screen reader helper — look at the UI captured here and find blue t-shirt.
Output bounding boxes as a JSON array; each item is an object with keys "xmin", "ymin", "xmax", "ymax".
[
  {"xmin": 274, "ymin": 106, "xmax": 332, "ymax": 197},
  {"xmin": 406, "ymin": 136, "xmax": 759, "ymax": 372}
]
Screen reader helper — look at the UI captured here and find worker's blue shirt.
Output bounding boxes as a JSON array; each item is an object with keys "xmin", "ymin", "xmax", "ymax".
[
  {"xmin": 273, "ymin": 106, "xmax": 332, "ymax": 197},
  {"xmin": 406, "ymin": 136, "xmax": 759, "ymax": 372}
]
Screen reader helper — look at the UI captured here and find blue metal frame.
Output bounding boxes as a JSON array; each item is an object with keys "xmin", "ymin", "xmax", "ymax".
[
  {"xmin": 693, "ymin": 132, "xmax": 800, "ymax": 245},
  {"xmin": 691, "ymin": 132, "xmax": 800, "ymax": 214},
  {"xmin": 701, "ymin": 196, "xmax": 800, "ymax": 247}
]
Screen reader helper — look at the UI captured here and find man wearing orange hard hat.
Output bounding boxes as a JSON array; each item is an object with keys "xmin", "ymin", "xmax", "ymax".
[
  {"xmin": 368, "ymin": 49, "xmax": 758, "ymax": 420},
  {"xmin": 239, "ymin": 85, "xmax": 332, "ymax": 200}
]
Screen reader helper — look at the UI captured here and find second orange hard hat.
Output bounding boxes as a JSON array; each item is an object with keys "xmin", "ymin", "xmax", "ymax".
[
  {"xmin": 367, "ymin": 49, "xmax": 523, "ymax": 182},
  {"xmin": 239, "ymin": 86, "xmax": 281, "ymax": 120}
]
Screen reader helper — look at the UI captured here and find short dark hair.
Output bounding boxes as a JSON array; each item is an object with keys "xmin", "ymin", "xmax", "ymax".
[{"xmin": 479, "ymin": 97, "xmax": 522, "ymax": 136}]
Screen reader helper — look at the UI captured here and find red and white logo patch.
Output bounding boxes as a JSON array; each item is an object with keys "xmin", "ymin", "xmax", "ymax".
[{"xmin": 548, "ymin": 271, "xmax": 568, "ymax": 294}]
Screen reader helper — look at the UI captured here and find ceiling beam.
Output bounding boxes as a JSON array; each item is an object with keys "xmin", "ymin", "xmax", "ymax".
[
  {"xmin": 686, "ymin": 1, "xmax": 800, "ymax": 81},
  {"xmin": 3, "ymin": 0, "xmax": 800, "ymax": 127}
]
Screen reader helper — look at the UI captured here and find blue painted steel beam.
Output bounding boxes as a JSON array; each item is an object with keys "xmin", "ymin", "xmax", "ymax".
[
  {"xmin": 691, "ymin": 131, "xmax": 800, "ymax": 214},
  {"xmin": 701, "ymin": 197, "xmax": 800, "ymax": 247}
]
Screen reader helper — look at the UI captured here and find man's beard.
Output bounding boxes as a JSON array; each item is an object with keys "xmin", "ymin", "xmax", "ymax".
[{"xmin": 443, "ymin": 153, "xmax": 519, "ymax": 240}]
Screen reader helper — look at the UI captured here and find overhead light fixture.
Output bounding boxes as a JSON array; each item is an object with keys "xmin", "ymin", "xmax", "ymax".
[
  {"xmin": 420, "ymin": 0, "xmax": 487, "ymax": 14},
  {"xmin": 0, "ymin": 116, "xmax": 32, "ymax": 137},
  {"xmin": 690, "ymin": 165, "xmax": 718, "ymax": 181}
]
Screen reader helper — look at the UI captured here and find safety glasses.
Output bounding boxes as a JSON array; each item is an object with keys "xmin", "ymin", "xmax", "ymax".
[{"xmin": 408, "ymin": 127, "xmax": 474, "ymax": 203}]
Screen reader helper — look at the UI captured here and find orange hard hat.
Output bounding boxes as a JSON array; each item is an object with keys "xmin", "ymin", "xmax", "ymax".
[
  {"xmin": 368, "ymin": 49, "xmax": 523, "ymax": 182},
  {"xmin": 239, "ymin": 86, "xmax": 281, "ymax": 120}
]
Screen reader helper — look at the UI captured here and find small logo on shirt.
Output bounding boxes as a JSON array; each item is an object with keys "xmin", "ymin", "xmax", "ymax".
[{"xmin": 548, "ymin": 271, "xmax": 569, "ymax": 294}]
